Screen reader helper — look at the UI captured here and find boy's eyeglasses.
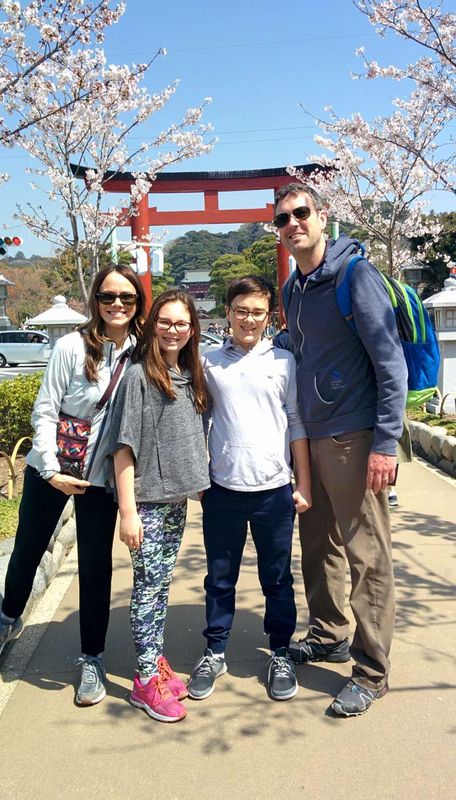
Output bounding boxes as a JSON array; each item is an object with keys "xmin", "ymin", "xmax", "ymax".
[
  {"xmin": 273, "ymin": 205, "xmax": 312, "ymax": 229},
  {"xmin": 156, "ymin": 318, "xmax": 192, "ymax": 333},
  {"xmin": 96, "ymin": 292, "xmax": 137, "ymax": 306},
  {"xmin": 229, "ymin": 307, "xmax": 269, "ymax": 322}
]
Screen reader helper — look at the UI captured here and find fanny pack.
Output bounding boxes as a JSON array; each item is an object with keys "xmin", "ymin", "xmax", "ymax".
[{"xmin": 56, "ymin": 348, "xmax": 130, "ymax": 479}]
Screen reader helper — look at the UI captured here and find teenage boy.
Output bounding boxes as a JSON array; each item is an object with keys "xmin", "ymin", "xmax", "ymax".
[{"xmin": 188, "ymin": 276, "xmax": 311, "ymax": 702}]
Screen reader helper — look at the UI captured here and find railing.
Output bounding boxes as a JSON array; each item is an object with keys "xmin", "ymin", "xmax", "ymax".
[{"xmin": 0, "ymin": 436, "xmax": 32, "ymax": 500}]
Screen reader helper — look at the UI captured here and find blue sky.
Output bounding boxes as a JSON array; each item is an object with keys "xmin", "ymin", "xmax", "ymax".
[{"xmin": 1, "ymin": 0, "xmax": 454, "ymax": 257}]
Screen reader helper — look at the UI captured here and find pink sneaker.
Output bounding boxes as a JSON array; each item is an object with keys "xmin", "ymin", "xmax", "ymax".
[
  {"xmin": 158, "ymin": 655, "xmax": 188, "ymax": 700},
  {"xmin": 130, "ymin": 674, "xmax": 187, "ymax": 722}
]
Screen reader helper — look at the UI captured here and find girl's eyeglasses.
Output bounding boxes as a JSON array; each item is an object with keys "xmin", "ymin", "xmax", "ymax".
[
  {"xmin": 96, "ymin": 292, "xmax": 137, "ymax": 306},
  {"xmin": 156, "ymin": 318, "xmax": 192, "ymax": 333},
  {"xmin": 273, "ymin": 205, "xmax": 312, "ymax": 229}
]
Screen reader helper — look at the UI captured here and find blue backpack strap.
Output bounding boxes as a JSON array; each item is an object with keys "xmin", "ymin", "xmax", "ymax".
[
  {"xmin": 335, "ymin": 253, "xmax": 366, "ymax": 333},
  {"xmin": 281, "ymin": 268, "xmax": 298, "ymax": 320}
]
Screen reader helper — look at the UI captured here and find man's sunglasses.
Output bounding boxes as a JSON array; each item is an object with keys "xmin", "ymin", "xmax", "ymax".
[
  {"xmin": 96, "ymin": 292, "xmax": 137, "ymax": 306},
  {"xmin": 273, "ymin": 205, "xmax": 312, "ymax": 229}
]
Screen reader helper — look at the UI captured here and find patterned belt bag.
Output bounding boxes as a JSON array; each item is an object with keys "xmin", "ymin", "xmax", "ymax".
[
  {"xmin": 55, "ymin": 348, "xmax": 130, "ymax": 479},
  {"xmin": 56, "ymin": 412, "xmax": 92, "ymax": 479}
]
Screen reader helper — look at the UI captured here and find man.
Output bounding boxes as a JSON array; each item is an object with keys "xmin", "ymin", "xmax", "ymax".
[
  {"xmin": 187, "ymin": 276, "xmax": 311, "ymax": 702},
  {"xmin": 274, "ymin": 183, "xmax": 407, "ymax": 716}
]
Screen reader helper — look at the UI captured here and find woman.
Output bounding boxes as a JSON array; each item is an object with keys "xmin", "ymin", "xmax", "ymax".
[
  {"xmin": 0, "ymin": 264, "xmax": 145, "ymax": 706},
  {"xmin": 110, "ymin": 289, "xmax": 210, "ymax": 723}
]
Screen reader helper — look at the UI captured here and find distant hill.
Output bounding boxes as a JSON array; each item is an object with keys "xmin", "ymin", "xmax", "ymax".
[{"xmin": 165, "ymin": 223, "xmax": 270, "ymax": 284}]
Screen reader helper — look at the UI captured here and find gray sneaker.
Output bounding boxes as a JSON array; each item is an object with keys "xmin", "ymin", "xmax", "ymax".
[
  {"xmin": 289, "ymin": 637, "xmax": 350, "ymax": 664},
  {"xmin": 187, "ymin": 648, "xmax": 227, "ymax": 700},
  {"xmin": 76, "ymin": 654, "xmax": 106, "ymax": 706},
  {"xmin": 267, "ymin": 648, "xmax": 298, "ymax": 701},
  {"xmin": 0, "ymin": 615, "xmax": 23, "ymax": 657}
]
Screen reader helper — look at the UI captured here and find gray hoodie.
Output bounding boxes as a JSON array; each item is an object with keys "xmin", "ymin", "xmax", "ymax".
[
  {"xmin": 286, "ymin": 235, "xmax": 407, "ymax": 454},
  {"xmin": 108, "ymin": 363, "xmax": 210, "ymax": 502}
]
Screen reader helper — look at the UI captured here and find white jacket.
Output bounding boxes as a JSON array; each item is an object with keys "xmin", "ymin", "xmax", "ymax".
[{"xmin": 26, "ymin": 330, "xmax": 133, "ymax": 487}]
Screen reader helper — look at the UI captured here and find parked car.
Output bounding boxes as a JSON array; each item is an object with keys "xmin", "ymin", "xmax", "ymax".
[
  {"xmin": 199, "ymin": 331, "xmax": 223, "ymax": 355},
  {"xmin": 0, "ymin": 329, "xmax": 50, "ymax": 367}
]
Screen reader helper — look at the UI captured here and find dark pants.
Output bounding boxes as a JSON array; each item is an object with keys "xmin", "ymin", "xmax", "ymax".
[
  {"xmin": 202, "ymin": 481, "xmax": 296, "ymax": 653},
  {"xmin": 2, "ymin": 466, "xmax": 118, "ymax": 656}
]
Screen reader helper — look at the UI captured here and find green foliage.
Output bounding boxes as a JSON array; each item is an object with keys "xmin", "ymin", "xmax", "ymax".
[
  {"xmin": 0, "ymin": 497, "xmax": 21, "ymax": 541},
  {"xmin": 410, "ymin": 212, "xmax": 456, "ymax": 298},
  {"xmin": 151, "ymin": 262, "xmax": 176, "ymax": 299},
  {"xmin": 209, "ymin": 254, "xmax": 254, "ymax": 306},
  {"xmin": 245, "ymin": 236, "xmax": 278, "ymax": 291},
  {"xmin": 165, "ymin": 223, "xmax": 269, "ymax": 284},
  {"xmin": 0, "ymin": 373, "xmax": 43, "ymax": 451}
]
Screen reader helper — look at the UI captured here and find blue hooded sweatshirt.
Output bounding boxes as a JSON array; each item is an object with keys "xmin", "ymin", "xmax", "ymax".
[{"xmin": 286, "ymin": 234, "xmax": 407, "ymax": 455}]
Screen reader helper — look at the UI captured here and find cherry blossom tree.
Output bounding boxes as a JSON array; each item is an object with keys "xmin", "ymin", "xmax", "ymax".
[
  {"xmin": 9, "ymin": 40, "xmax": 214, "ymax": 302},
  {"xmin": 0, "ymin": 0, "xmax": 125, "ymax": 154},
  {"xmin": 353, "ymin": 0, "xmax": 456, "ymax": 192},
  {"xmin": 289, "ymin": 100, "xmax": 444, "ymax": 277}
]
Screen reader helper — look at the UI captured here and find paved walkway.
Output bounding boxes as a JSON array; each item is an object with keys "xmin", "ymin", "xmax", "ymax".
[{"xmin": 0, "ymin": 457, "xmax": 455, "ymax": 800}]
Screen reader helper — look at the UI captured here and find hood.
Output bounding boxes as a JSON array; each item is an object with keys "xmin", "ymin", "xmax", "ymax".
[
  {"xmin": 316, "ymin": 233, "xmax": 362, "ymax": 282},
  {"xmin": 169, "ymin": 366, "xmax": 193, "ymax": 387}
]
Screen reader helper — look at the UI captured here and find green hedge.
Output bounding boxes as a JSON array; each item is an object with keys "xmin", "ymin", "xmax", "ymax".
[{"xmin": 0, "ymin": 373, "xmax": 43, "ymax": 452}]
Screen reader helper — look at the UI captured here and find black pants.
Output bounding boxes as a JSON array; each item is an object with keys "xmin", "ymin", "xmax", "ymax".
[{"xmin": 2, "ymin": 466, "xmax": 118, "ymax": 656}]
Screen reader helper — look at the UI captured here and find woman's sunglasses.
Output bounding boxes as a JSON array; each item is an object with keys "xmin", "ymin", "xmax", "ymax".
[
  {"xmin": 96, "ymin": 292, "xmax": 137, "ymax": 306},
  {"xmin": 273, "ymin": 205, "xmax": 312, "ymax": 229}
]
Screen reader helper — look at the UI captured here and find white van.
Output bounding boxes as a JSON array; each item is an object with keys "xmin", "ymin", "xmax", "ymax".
[{"xmin": 0, "ymin": 330, "xmax": 50, "ymax": 367}]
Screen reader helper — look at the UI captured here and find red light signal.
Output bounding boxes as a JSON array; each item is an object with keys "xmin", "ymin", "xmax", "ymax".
[{"xmin": 0, "ymin": 235, "xmax": 23, "ymax": 256}]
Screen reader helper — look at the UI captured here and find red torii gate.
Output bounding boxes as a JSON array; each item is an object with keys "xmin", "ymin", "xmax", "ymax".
[{"xmin": 73, "ymin": 163, "xmax": 321, "ymax": 313}]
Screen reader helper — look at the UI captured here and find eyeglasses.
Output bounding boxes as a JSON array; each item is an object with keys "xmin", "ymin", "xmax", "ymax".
[
  {"xmin": 273, "ymin": 205, "xmax": 312, "ymax": 229},
  {"xmin": 96, "ymin": 292, "xmax": 137, "ymax": 306},
  {"xmin": 156, "ymin": 318, "xmax": 192, "ymax": 333},
  {"xmin": 229, "ymin": 307, "xmax": 269, "ymax": 322}
]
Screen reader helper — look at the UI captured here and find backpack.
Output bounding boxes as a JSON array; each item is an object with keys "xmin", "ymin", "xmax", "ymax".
[{"xmin": 282, "ymin": 254, "xmax": 440, "ymax": 409}]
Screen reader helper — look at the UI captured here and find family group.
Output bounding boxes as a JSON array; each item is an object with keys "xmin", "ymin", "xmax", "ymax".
[{"xmin": 0, "ymin": 183, "xmax": 407, "ymax": 722}]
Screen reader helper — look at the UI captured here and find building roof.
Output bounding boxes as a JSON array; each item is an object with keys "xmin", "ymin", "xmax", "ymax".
[{"xmin": 28, "ymin": 296, "xmax": 88, "ymax": 325}]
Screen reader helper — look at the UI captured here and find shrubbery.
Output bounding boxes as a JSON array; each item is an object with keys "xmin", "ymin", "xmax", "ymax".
[{"xmin": 0, "ymin": 373, "xmax": 43, "ymax": 451}]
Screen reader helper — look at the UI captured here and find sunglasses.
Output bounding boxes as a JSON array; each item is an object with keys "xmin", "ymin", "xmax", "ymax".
[
  {"xmin": 273, "ymin": 205, "xmax": 312, "ymax": 229},
  {"xmin": 96, "ymin": 292, "xmax": 137, "ymax": 306}
]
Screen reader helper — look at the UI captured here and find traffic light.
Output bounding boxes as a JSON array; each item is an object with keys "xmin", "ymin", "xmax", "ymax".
[{"xmin": 0, "ymin": 235, "xmax": 23, "ymax": 256}]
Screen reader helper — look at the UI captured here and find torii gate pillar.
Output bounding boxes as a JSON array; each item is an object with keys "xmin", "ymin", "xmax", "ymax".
[{"xmin": 130, "ymin": 193, "xmax": 152, "ymax": 308}]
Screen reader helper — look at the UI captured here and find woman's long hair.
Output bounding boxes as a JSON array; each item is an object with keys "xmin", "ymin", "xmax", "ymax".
[
  {"xmin": 81, "ymin": 263, "xmax": 146, "ymax": 382},
  {"xmin": 134, "ymin": 289, "xmax": 207, "ymax": 413}
]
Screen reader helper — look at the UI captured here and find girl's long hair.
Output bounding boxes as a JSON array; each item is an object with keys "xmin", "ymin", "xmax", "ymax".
[
  {"xmin": 80, "ymin": 263, "xmax": 146, "ymax": 382},
  {"xmin": 134, "ymin": 289, "xmax": 207, "ymax": 413}
]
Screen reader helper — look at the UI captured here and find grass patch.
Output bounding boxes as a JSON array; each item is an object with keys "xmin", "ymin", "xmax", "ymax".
[
  {"xmin": 408, "ymin": 410, "xmax": 456, "ymax": 437},
  {"xmin": 0, "ymin": 496, "xmax": 20, "ymax": 541}
]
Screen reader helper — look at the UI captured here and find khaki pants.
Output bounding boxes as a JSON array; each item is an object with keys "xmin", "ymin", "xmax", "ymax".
[{"xmin": 298, "ymin": 430, "xmax": 394, "ymax": 690}]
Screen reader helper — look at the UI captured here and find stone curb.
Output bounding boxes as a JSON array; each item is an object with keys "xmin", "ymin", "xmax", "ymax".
[
  {"xmin": 0, "ymin": 498, "xmax": 76, "ymax": 622},
  {"xmin": 409, "ymin": 420, "xmax": 456, "ymax": 479}
]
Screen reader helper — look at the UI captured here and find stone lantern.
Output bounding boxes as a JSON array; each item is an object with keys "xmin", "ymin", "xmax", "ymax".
[
  {"xmin": 27, "ymin": 295, "xmax": 87, "ymax": 348},
  {"xmin": 0, "ymin": 273, "xmax": 15, "ymax": 330},
  {"xmin": 423, "ymin": 267, "xmax": 456, "ymax": 413}
]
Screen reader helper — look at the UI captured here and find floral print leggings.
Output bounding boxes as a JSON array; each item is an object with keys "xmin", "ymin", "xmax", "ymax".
[{"xmin": 130, "ymin": 500, "xmax": 187, "ymax": 677}]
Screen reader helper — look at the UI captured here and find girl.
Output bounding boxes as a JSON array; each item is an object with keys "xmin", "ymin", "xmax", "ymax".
[
  {"xmin": 109, "ymin": 289, "xmax": 210, "ymax": 723},
  {"xmin": 0, "ymin": 264, "xmax": 145, "ymax": 706}
]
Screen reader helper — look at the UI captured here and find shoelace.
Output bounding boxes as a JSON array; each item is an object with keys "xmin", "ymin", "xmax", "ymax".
[
  {"xmin": 271, "ymin": 655, "xmax": 293, "ymax": 677},
  {"xmin": 158, "ymin": 658, "xmax": 173, "ymax": 681},
  {"xmin": 76, "ymin": 656, "xmax": 102, "ymax": 685},
  {"xmin": 195, "ymin": 655, "xmax": 221, "ymax": 676},
  {"xmin": 155, "ymin": 676, "xmax": 174, "ymax": 700}
]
